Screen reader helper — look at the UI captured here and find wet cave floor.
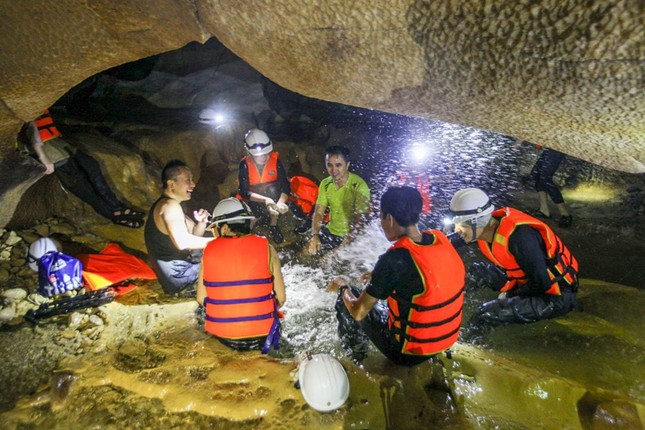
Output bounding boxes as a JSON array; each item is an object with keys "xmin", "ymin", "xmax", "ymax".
[{"xmin": 0, "ymin": 187, "xmax": 643, "ymax": 429}]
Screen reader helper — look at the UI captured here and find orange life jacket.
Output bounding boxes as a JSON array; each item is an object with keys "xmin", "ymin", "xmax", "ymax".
[
  {"xmin": 396, "ymin": 173, "xmax": 432, "ymax": 214},
  {"xmin": 202, "ymin": 235, "xmax": 279, "ymax": 347},
  {"xmin": 387, "ymin": 230, "xmax": 465, "ymax": 356},
  {"xmin": 241, "ymin": 152, "xmax": 280, "ymax": 197},
  {"xmin": 35, "ymin": 110, "xmax": 62, "ymax": 142},
  {"xmin": 288, "ymin": 175, "xmax": 319, "ymax": 215},
  {"xmin": 77, "ymin": 243, "xmax": 156, "ymax": 295},
  {"xmin": 478, "ymin": 207, "xmax": 578, "ymax": 295}
]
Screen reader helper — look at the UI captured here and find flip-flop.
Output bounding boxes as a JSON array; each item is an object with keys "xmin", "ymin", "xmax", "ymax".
[
  {"xmin": 112, "ymin": 215, "xmax": 143, "ymax": 228},
  {"xmin": 113, "ymin": 208, "xmax": 145, "ymax": 218}
]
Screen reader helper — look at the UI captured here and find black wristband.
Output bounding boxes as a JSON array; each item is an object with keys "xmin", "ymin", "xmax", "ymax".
[{"xmin": 339, "ymin": 285, "xmax": 349, "ymax": 295}]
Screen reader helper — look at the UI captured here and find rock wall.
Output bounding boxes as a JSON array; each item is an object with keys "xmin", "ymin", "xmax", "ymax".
[{"xmin": 0, "ymin": 0, "xmax": 643, "ymax": 226}]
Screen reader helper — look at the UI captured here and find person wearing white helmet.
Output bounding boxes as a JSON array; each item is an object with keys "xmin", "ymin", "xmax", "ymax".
[
  {"xmin": 448, "ymin": 187, "xmax": 579, "ymax": 341},
  {"xmin": 144, "ymin": 160, "xmax": 214, "ymax": 295},
  {"xmin": 237, "ymin": 128, "xmax": 291, "ymax": 244},
  {"xmin": 330, "ymin": 187, "xmax": 465, "ymax": 366},
  {"xmin": 197, "ymin": 197, "xmax": 286, "ymax": 352},
  {"xmin": 307, "ymin": 145, "xmax": 371, "ymax": 255}
]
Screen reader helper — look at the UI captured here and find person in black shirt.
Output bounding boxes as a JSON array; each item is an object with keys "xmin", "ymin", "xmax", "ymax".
[
  {"xmin": 448, "ymin": 188, "xmax": 578, "ymax": 341},
  {"xmin": 330, "ymin": 186, "xmax": 465, "ymax": 366}
]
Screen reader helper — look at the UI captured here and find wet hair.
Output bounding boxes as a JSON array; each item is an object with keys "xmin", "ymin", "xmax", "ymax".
[
  {"xmin": 380, "ymin": 186, "xmax": 422, "ymax": 227},
  {"xmin": 161, "ymin": 159, "xmax": 188, "ymax": 189},
  {"xmin": 218, "ymin": 220, "xmax": 252, "ymax": 235},
  {"xmin": 325, "ymin": 145, "xmax": 351, "ymax": 163}
]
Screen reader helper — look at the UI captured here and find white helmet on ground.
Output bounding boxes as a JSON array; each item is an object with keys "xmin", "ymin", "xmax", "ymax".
[
  {"xmin": 208, "ymin": 197, "xmax": 255, "ymax": 229},
  {"xmin": 450, "ymin": 188, "xmax": 495, "ymax": 227},
  {"xmin": 27, "ymin": 237, "xmax": 61, "ymax": 272},
  {"xmin": 298, "ymin": 353, "xmax": 350, "ymax": 412},
  {"xmin": 244, "ymin": 128, "xmax": 273, "ymax": 156}
]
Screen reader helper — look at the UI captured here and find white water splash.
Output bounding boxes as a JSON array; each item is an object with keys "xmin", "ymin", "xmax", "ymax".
[{"xmin": 279, "ymin": 219, "xmax": 391, "ymax": 357}]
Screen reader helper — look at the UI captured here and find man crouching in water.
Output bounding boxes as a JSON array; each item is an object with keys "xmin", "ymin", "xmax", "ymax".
[
  {"xmin": 330, "ymin": 186, "xmax": 465, "ymax": 366},
  {"xmin": 197, "ymin": 197, "xmax": 286, "ymax": 353},
  {"xmin": 145, "ymin": 160, "xmax": 213, "ymax": 295}
]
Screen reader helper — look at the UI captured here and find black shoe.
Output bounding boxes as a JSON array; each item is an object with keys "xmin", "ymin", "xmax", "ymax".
[
  {"xmin": 526, "ymin": 208, "xmax": 551, "ymax": 219},
  {"xmin": 269, "ymin": 226, "xmax": 284, "ymax": 244},
  {"xmin": 558, "ymin": 215, "xmax": 573, "ymax": 228},
  {"xmin": 293, "ymin": 219, "xmax": 312, "ymax": 235}
]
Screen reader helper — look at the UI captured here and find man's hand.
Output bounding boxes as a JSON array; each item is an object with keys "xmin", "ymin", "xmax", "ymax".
[
  {"xmin": 359, "ymin": 272, "xmax": 372, "ymax": 284},
  {"xmin": 275, "ymin": 201, "xmax": 289, "ymax": 214},
  {"xmin": 193, "ymin": 208, "xmax": 211, "ymax": 224},
  {"xmin": 327, "ymin": 276, "xmax": 349, "ymax": 293},
  {"xmin": 307, "ymin": 235, "xmax": 321, "ymax": 255}
]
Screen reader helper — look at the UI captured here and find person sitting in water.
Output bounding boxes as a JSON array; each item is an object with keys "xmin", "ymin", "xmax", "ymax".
[
  {"xmin": 144, "ymin": 160, "xmax": 213, "ymax": 295},
  {"xmin": 307, "ymin": 145, "xmax": 371, "ymax": 254},
  {"xmin": 448, "ymin": 187, "xmax": 579, "ymax": 341},
  {"xmin": 197, "ymin": 197, "xmax": 286, "ymax": 353},
  {"xmin": 237, "ymin": 128, "xmax": 291, "ymax": 244},
  {"xmin": 24, "ymin": 110, "xmax": 144, "ymax": 228},
  {"xmin": 329, "ymin": 186, "xmax": 465, "ymax": 366}
]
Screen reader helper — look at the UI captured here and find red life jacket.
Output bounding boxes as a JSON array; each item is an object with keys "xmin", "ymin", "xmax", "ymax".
[
  {"xmin": 478, "ymin": 207, "xmax": 578, "ymax": 295},
  {"xmin": 387, "ymin": 230, "xmax": 465, "ymax": 356},
  {"xmin": 288, "ymin": 175, "xmax": 319, "ymax": 215},
  {"xmin": 35, "ymin": 110, "xmax": 62, "ymax": 142},
  {"xmin": 202, "ymin": 235, "xmax": 278, "ymax": 342},
  {"xmin": 396, "ymin": 173, "xmax": 432, "ymax": 214},
  {"xmin": 241, "ymin": 152, "xmax": 280, "ymax": 197},
  {"xmin": 77, "ymin": 243, "xmax": 156, "ymax": 295}
]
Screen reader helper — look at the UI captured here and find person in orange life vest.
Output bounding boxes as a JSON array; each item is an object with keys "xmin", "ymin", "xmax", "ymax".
[
  {"xmin": 144, "ymin": 160, "xmax": 214, "ymax": 295},
  {"xmin": 448, "ymin": 188, "xmax": 578, "ymax": 342},
  {"xmin": 329, "ymin": 186, "xmax": 465, "ymax": 366},
  {"xmin": 196, "ymin": 197, "xmax": 286, "ymax": 352},
  {"xmin": 237, "ymin": 128, "xmax": 291, "ymax": 244},
  {"xmin": 26, "ymin": 110, "xmax": 144, "ymax": 227}
]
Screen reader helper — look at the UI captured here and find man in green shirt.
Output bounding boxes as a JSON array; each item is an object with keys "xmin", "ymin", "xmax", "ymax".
[{"xmin": 307, "ymin": 146, "xmax": 371, "ymax": 254}]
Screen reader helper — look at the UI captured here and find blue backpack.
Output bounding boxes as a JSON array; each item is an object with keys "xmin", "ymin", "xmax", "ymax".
[{"xmin": 37, "ymin": 251, "xmax": 83, "ymax": 297}]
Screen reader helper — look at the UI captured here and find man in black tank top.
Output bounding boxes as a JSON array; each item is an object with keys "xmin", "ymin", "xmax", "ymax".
[{"xmin": 144, "ymin": 160, "xmax": 213, "ymax": 295}]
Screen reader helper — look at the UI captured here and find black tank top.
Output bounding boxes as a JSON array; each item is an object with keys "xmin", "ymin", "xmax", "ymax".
[{"xmin": 144, "ymin": 197, "xmax": 192, "ymax": 261}]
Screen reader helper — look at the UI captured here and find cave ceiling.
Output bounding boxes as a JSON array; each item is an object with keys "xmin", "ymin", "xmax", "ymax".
[{"xmin": 0, "ymin": 0, "xmax": 643, "ymax": 173}]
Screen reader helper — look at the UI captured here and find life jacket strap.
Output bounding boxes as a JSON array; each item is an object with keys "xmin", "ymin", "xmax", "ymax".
[
  {"xmin": 392, "ymin": 286, "xmax": 464, "ymax": 312},
  {"xmin": 204, "ymin": 276, "xmax": 273, "ymax": 287},
  {"xmin": 205, "ymin": 312, "xmax": 273, "ymax": 323},
  {"xmin": 204, "ymin": 294, "xmax": 273, "ymax": 305}
]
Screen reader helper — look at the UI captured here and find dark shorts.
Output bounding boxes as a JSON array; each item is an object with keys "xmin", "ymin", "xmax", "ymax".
[
  {"xmin": 318, "ymin": 225, "xmax": 345, "ymax": 250},
  {"xmin": 335, "ymin": 286, "xmax": 431, "ymax": 366}
]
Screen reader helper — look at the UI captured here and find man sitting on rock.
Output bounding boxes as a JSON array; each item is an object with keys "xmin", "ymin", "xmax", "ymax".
[{"xmin": 144, "ymin": 160, "xmax": 213, "ymax": 295}]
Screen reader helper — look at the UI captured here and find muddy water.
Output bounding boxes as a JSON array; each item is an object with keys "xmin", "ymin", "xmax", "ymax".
[{"xmin": 1, "ymin": 223, "xmax": 644, "ymax": 429}]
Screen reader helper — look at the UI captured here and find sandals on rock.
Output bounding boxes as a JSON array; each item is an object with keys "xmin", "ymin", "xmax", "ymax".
[
  {"xmin": 112, "ymin": 214, "xmax": 144, "ymax": 229},
  {"xmin": 113, "ymin": 208, "xmax": 145, "ymax": 218}
]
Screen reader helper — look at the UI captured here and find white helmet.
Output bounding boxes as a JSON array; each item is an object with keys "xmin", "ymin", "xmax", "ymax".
[
  {"xmin": 450, "ymin": 188, "xmax": 495, "ymax": 227},
  {"xmin": 244, "ymin": 128, "xmax": 273, "ymax": 156},
  {"xmin": 208, "ymin": 197, "xmax": 255, "ymax": 229},
  {"xmin": 27, "ymin": 237, "xmax": 61, "ymax": 272},
  {"xmin": 298, "ymin": 353, "xmax": 350, "ymax": 412}
]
